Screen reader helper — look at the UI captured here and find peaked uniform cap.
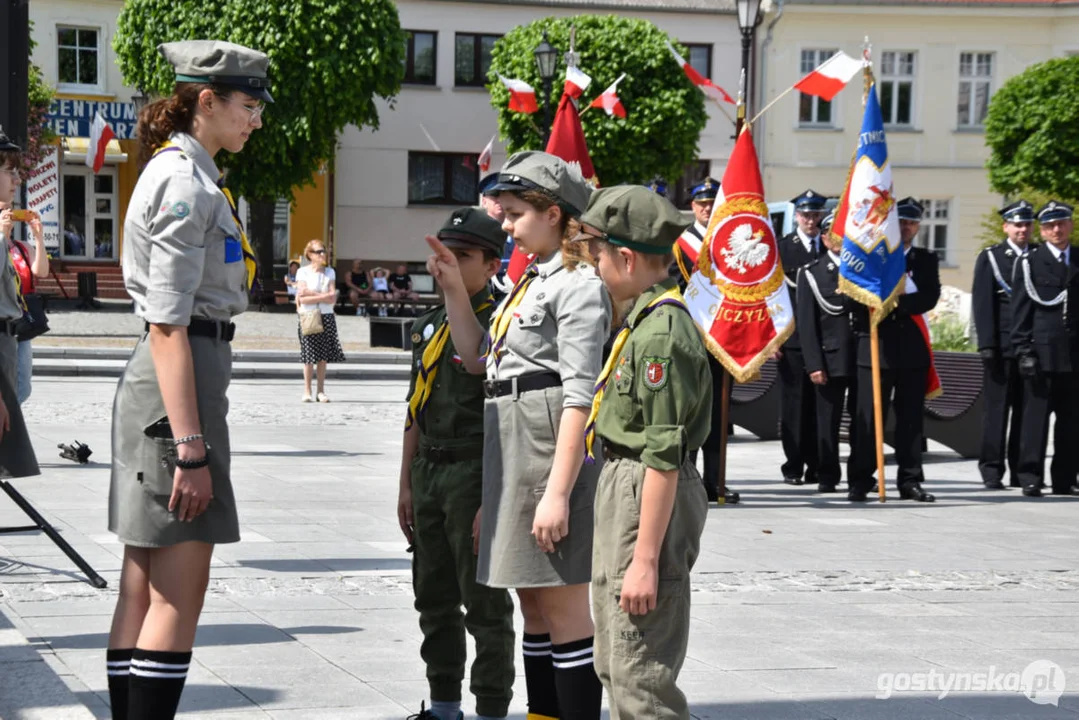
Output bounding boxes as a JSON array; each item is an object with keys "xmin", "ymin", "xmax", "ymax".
[
  {"xmin": 437, "ymin": 207, "xmax": 506, "ymax": 255},
  {"xmin": 647, "ymin": 177, "xmax": 668, "ymax": 197},
  {"xmin": 897, "ymin": 196, "xmax": 924, "ymax": 221},
  {"xmin": 159, "ymin": 40, "xmax": 274, "ymax": 103},
  {"xmin": 478, "ymin": 172, "xmax": 500, "ymax": 197},
  {"xmin": 579, "ymin": 185, "xmax": 690, "ymax": 255},
  {"xmin": 791, "ymin": 189, "xmax": 827, "ymax": 211},
  {"xmin": 1037, "ymin": 200, "xmax": 1074, "ymax": 223},
  {"xmin": 690, "ymin": 176, "xmax": 720, "ymax": 202},
  {"xmin": 488, "ymin": 151, "xmax": 592, "ymax": 217},
  {"xmin": 999, "ymin": 200, "xmax": 1034, "ymax": 224},
  {"xmin": 0, "ymin": 128, "xmax": 19, "ymax": 152}
]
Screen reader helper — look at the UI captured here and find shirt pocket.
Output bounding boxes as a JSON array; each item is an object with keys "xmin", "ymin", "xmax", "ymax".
[
  {"xmin": 613, "ymin": 349, "xmax": 634, "ymax": 395},
  {"xmin": 509, "ymin": 303, "xmax": 550, "ymax": 357},
  {"xmin": 204, "ymin": 217, "xmax": 248, "ymax": 292}
]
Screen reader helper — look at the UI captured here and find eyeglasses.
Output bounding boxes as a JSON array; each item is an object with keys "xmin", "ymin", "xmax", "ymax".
[
  {"xmin": 310, "ymin": 249, "xmax": 326, "ymax": 255},
  {"xmin": 228, "ymin": 97, "xmax": 265, "ymax": 121},
  {"xmin": 3, "ymin": 168, "xmax": 19, "ymax": 180}
]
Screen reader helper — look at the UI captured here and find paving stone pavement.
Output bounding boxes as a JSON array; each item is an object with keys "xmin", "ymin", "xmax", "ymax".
[{"xmin": 2, "ymin": 376, "xmax": 1079, "ymax": 719}]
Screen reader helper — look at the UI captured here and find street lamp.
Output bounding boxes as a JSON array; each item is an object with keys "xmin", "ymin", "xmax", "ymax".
[
  {"xmin": 533, "ymin": 31, "xmax": 559, "ymax": 146},
  {"xmin": 735, "ymin": 0, "xmax": 764, "ymax": 133}
]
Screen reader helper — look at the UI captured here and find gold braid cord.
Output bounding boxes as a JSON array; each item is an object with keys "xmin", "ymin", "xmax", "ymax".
[
  {"xmin": 697, "ymin": 197, "xmax": 785, "ymax": 303},
  {"xmin": 696, "ymin": 311, "xmax": 795, "ymax": 384},
  {"xmin": 839, "ymin": 276, "xmax": 901, "ymax": 328}
]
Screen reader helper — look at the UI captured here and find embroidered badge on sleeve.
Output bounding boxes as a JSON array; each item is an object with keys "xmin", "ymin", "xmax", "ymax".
[{"xmin": 643, "ymin": 357, "xmax": 670, "ymax": 391}]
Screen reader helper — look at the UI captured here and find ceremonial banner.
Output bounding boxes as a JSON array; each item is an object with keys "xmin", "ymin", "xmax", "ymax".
[
  {"xmin": 684, "ymin": 128, "xmax": 793, "ymax": 382},
  {"xmin": 832, "ymin": 83, "xmax": 905, "ymax": 324}
]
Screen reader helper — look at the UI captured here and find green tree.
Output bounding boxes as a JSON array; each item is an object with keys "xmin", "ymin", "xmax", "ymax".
[
  {"xmin": 17, "ymin": 22, "xmax": 58, "ymax": 180},
  {"xmin": 488, "ymin": 16, "xmax": 710, "ymax": 186},
  {"xmin": 985, "ymin": 55, "xmax": 1079, "ymax": 200},
  {"xmin": 113, "ymin": 0, "xmax": 405, "ymax": 291}
]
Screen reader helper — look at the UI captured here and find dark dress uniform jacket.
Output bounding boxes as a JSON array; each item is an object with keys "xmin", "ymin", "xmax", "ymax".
[
  {"xmin": 852, "ymin": 246, "xmax": 941, "ymax": 369},
  {"xmin": 1011, "ymin": 245, "xmax": 1079, "ymax": 372},
  {"xmin": 972, "ymin": 241, "xmax": 1023, "ymax": 358},
  {"xmin": 779, "ymin": 231, "xmax": 819, "ymax": 349},
  {"xmin": 797, "ymin": 256, "xmax": 855, "ymax": 378}
]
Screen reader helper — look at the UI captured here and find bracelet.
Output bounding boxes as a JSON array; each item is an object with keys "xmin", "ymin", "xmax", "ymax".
[
  {"xmin": 175, "ymin": 455, "xmax": 210, "ymax": 470},
  {"xmin": 174, "ymin": 434, "xmax": 203, "ymax": 446}
]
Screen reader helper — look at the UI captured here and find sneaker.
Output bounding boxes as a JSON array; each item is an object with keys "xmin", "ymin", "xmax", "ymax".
[
  {"xmin": 317, "ymin": 392, "xmax": 330, "ymax": 403},
  {"xmin": 405, "ymin": 702, "xmax": 439, "ymax": 720},
  {"xmin": 302, "ymin": 392, "xmax": 313, "ymax": 403}
]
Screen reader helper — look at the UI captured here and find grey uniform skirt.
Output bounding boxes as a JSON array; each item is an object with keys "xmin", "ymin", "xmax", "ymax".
[
  {"xmin": 478, "ymin": 385, "xmax": 599, "ymax": 588},
  {"xmin": 0, "ymin": 334, "xmax": 39, "ymax": 478},
  {"xmin": 108, "ymin": 332, "xmax": 239, "ymax": 547}
]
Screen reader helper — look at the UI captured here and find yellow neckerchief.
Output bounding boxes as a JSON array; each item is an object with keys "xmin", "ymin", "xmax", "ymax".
[
  {"xmin": 152, "ymin": 142, "xmax": 258, "ymax": 290},
  {"xmin": 584, "ymin": 285, "xmax": 688, "ymax": 462},
  {"xmin": 405, "ymin": 291, "xmax": 495, "ymax": 430},
  {"xmin": 485, "ymin": 264, "xmax": 539, "ymax": 366}
]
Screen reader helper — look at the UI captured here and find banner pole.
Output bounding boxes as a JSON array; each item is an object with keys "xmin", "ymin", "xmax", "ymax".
[
  {"xmin": 748, "ymin": 85, "xmax": 795, "ymax": 126},
  {"xmin": 717, "ymin": 371, "xmax": 732, "ymax": 504},
  {"xmin": 871, "ymin": 321, "xmax": 886, "ymax": 502}
]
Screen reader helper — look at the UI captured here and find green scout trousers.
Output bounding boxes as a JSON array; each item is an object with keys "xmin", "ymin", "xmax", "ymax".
[
  {"xmin": 592, "ymin": 456, "xmax": 708, "ymax": 720},
  {"xmin": 411, "ymin": 438, "xmax": 515, "ymax": 717}
]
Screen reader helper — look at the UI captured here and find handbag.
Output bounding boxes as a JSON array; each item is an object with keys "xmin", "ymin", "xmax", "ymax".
[
  {"xmin": 299, "ymin": 309, "xmax": 324, "ymax": 336},
  {"xmin": 15, "ymin": 292, "xmax": 49, "ymax": 342}
]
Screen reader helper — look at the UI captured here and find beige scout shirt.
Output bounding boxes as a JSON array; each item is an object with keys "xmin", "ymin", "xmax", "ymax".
[
  {"xmin": 486, "ymin": 250, "xmax": 611, "ymax": 408},
  {"xmin": 122, "ymin": 132, "xmax": 248, "ymax": 326}
]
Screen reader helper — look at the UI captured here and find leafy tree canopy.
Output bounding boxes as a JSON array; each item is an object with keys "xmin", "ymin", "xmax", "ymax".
[
  {"xmin": 975, "ymin": 188, "xmax": 1078, "ymax": 251},
  {"xmin": 488, "ymin": 16, "xmax": 710, "ymax": 186},
  {"xmin": 985, "ymin": 55, "xmax": 1079, "ymax": 200},
  {"xmin": 113, "ymin": 0, "xmax": 405, "ymax": 202}
]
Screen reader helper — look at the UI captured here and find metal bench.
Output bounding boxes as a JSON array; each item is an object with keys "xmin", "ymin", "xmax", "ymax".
[
  {"xmin": 729, "ymin": 360, "xmax": 780, "ymax": 440},
  {"xmin": 370, "ymin": 316, "xmax": 416, "ymax": 350}
]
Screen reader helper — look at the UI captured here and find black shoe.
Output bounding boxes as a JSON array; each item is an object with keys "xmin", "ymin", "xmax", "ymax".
[
  {"xmin": 1051, "ymin": 486, "xmax": 1079, "ymax": 497},
  {"xmin": 703, "ymin": 483, "xmax": 719, "ymax": 503},
  {"xmin": 847, "ymin": 490, "xmax": 869, "ymax": 502},
  {"xmin": 1009, "ymin": 479, "xmax": 1021, "ymax": 488},
  {"xmin": 1022, "ymin": 486, "xmax": 1043, "ymax": 498},
  {"xmin": 724, "ymin": 489, "xmax": 741, "ymax": 504},
  {"xmin": 899, "ymin": 483, "xmax": 935, "ymax": 503},
  {"xmin": 983, "ymin": 479, "xmax": 1006, "ymax": 490},
  {"xmin": 784, "ymin": 476, "xmax": 804, "ymax": 486},
  {"xmin": 818, "ymin": 483, "xmax": 839, "ymax": 493}
]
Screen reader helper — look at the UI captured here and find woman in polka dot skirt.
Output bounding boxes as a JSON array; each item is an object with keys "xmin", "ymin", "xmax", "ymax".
[{"xmin": 296, "ymin": 239, "xmax": 346, "ymax": 401}]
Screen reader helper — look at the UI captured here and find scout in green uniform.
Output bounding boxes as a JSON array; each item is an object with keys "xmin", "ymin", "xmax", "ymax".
[
  {"xmin": 398, "ymin": 207, "xmax": 515, "ymax": 720},
  {"xmin": 577, "ymin": 186, "xmax": 710, "ymax": 720}
]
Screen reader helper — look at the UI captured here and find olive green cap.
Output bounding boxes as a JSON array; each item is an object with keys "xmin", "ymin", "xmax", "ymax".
[
  {"xmin": 436, "ymin": 207, "xmax": 506, "ymax": 255},
  {"xmin": 488, "ymin": 151, "xmax": 592, "ymax": 217},
  {"xmin": 159, "ymin": 40, "xmax": 274, "ymax": 103},
  {"xmin": 578, "ymin": 185, "xmax": 690, "ymax": 254}
]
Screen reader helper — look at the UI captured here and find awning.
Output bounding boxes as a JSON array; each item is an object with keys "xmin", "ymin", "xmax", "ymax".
[{"xmin": 62, "ymin": 137, "xmax": 128, "ymax": 164}]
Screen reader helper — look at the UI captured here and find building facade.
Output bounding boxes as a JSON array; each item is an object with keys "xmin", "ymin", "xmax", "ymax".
[{"xmin": 756, "ymin": 0, "xmax": 1079, "ymax": 288}]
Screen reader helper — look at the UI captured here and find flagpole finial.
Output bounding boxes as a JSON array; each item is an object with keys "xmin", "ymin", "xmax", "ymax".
[{"xmin": 565, "ymin": 25, "xmax": 579, "ymax": 69}]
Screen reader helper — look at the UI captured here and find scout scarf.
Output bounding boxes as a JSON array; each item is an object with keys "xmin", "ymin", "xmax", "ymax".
[
  {"xmin": 584, "ymin": 286, "xmax": 688, "ymax": 462},
  {"xmin": 405, "ymin": 292, "xmax": 495, "ymax": 430},
  {"xmin": 152, "ymin": 142, "xmax": 259, "ymax": 291},
  {"xmin": 485, "ymin": 264, "xmax": 538, "ymax": 367}
]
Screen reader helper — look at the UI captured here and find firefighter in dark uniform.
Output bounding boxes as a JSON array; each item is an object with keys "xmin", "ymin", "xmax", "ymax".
[
  {"xmin": 971, "ymin": 200, "xmax": 1034, "ymax": 490},
  {"xmin": 849, "ymin": 198, "xmax": 940, "ymax": 503},
  {"xmin": 796, "ymin": 211, "xmax": 857, "ymax": 493},
  {"xmin": 777, "ymin": 190, "xmax": 824, "ymax": 485},
  {"xmin": 1010, "ymin": 201, "xmax": 1079, "ymax": 498}
]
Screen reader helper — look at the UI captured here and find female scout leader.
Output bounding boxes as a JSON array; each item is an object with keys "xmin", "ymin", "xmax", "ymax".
[
  {"xmin": 105, "ymin": 40, "xmax": 271, "ymax": 720},
  {"xmin": 426, "ymin": 151, "xmax": 611, "ymax": 720}
]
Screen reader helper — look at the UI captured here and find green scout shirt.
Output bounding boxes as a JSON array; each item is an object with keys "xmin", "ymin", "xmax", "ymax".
[
  {"xmin": 407, "ymin": 288, "xmax": 495, "ymax": 442},
  {"xmin": 595, "ymin": 278, "xmax": 713, "ymax": 471}
]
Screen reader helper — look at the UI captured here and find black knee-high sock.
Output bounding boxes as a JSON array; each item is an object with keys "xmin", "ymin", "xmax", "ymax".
[
  {"xmin": 127, "ymin": 649, "xmax": 192, "ymax": 720},
  {"xmin": 106, "ymin": 648, "xmax": 134, "ymax": 720},
  {"xmin": 551, "ymin": 637, "xmax": 602, "ymax": 720},
  {"xmin": 522, "ymin": 632, "xmax": 560, "ymax": 718}
]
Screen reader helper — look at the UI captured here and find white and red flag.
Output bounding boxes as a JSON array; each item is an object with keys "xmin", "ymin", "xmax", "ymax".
[
  {"xmin": 86, "ymin": 112, "xmax": 115, "ymax": 174},
  {"xmin": 683, "ymin": 128, "xmax": 793, "ymax": 382},
  {"xmin": 589, "ymin": 73, "xmax": 627, "ymax": 118},
  {"xmin": 564, "ymin": 66, "xmax": 592, "ymax": 99},
  {"xmin": 478, "ymin": 134, "xmax": 495, "ymax": 173},
  {"xmin": 498, "ymin": 74, "xmax": 539, "ymax": 114},
  {"xmin": 794, "ymin": 51, "xmax": 865, "ymax": 102},
  {"xmin": 666, "ymin": 41, "xmax": 734, "ymax": 105}
]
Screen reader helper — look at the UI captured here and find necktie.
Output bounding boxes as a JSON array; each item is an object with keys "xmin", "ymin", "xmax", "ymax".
[
  {"xmin": 486, "ymin": 265, "xmax": 538, "ymax": 367},
  {"xmin": 405, "ymin": 293, "xmax": 494, "ymax": 430},
  {"xmin": 583, "ymin": 286, "xmax": 688, "ymax": 463}
]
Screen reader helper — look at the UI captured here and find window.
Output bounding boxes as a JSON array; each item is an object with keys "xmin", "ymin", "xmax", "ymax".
[
  {"xmin": 683, "ymin": 44, "xmax": 713, "ymax": 81},
  {"xmin": 408, "ymin": 152, "xmax": 479, "ymax": 205},
  {"xmin": 455, "ymin": 33, "xmax": 501, "ymax": 87},
  {"xmin": 672, "ymin": 160, "xmax": 711, "ymax": 210},
  {"xmin": 915, "ymin": 199, "xmax": 950, "ymax": 261},
  {"xmin": 404, "ymin": 31, "xmax": 437, "ymax": 85},
  {"xmin": 957, "ymin": 52, "xmax": 993, "ymax": 128},
  {"xmin": 880, "ymin": 51, "xmax": 915, "ymax": 127},
  {"xmin": 57, "ymin": 26, "xmax": 100, "ymax": 88},
  {"xmin": 799, "ymin": 49, "xmax": 837, "ymax": 126}
]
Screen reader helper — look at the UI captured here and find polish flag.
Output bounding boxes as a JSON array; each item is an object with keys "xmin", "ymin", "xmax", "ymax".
[
  {"xmin": 666, "ymin": 41, "xmax": 734, "ymax": 105},
  {"xmin": 86, "ymin": 112, "xmax": 115, "ymax": 173},
  {"xmin": 794, "ymin": 51, "xmax": 865, "ymax": 102},
  {"xmin": 478, "ymin": 134, "xmax": 495, "ymax": 173},
  {"xmin": 590, "ymin": 73, "xmax": 627, "ymax": 118},
  {"xmin": 564, "ymin": 66, "xmax": 592, "ymax": 99},
  {"xmin": 498, "ymin": 74, "xmax": 539, "ymax": 114}
]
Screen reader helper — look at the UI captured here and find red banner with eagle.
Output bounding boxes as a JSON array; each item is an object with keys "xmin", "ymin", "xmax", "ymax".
[{"xmin": 683, "ymin": 128, "xmax": 794, "ymax": 382}]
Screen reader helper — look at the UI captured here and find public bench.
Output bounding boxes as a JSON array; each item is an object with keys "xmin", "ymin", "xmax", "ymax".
[{"xmin": 729, "ymin": 360, "xmax": 780, "ymax": 440}]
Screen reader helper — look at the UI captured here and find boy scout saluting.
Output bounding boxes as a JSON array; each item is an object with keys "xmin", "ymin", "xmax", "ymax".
[
  {"xmin": 107, "ymin": 40, "xmax": 269, "ymax": 720},
  {"xmin": 398, "ymin": 207, "xmax": 515, "ymax": 720},
  {"xmin": 577, "ymin": 186, "xmax": 710, "ymax": 720}
]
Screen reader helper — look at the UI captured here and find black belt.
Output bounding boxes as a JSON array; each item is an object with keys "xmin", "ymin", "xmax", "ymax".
[
  {"xmin": 602, "ymin": 441, "xmax": 641, "ymax": 462},
  {"xmin": 0, "ymin": 319, "xmax": 14, "ymax": 337},
  {"xmin": 145, "ymin": 318, "xmax": 235, "ymax": 342},
  {"xmin": 483, "ymin": 371, "xmax": 562, "ymax": 399},
  {"xmin": 420, "ymin": 444, "xmax": 484, "ymax": 463}
]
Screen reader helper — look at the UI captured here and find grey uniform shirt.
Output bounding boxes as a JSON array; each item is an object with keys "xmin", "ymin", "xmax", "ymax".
[
  {"xmin": 123, "ymin": 132, "xmax": 248, "ymax": 326},
  {"xmin": 486, "ymin": 250, "xmax": 611, "ymax": 408},
  {"xmin": 0, "ymin": 240, "xmax": 22, "ymax": 322}
]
